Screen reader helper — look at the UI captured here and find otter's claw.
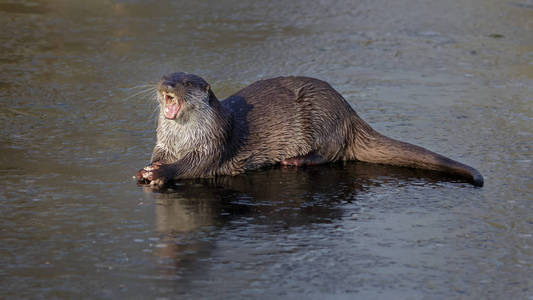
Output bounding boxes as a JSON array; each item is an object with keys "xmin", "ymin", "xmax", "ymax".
[{"xmin": 136, "ymin": 162, "xmax": 170, "ymax": 188}]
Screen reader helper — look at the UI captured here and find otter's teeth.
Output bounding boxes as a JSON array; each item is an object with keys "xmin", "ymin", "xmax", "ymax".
[{"xmin": 165, "ymin": 107, "xmax": 169, "ymax": 113}]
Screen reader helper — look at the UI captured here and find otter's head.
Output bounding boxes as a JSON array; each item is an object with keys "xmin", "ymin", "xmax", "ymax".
[
  {"xmin": 154, "ymin": 72, "xmax": 230, "ymax": 162},
  {"xmin": 157, "ymin": 72, "xmax": 215, "ymax": 122}
]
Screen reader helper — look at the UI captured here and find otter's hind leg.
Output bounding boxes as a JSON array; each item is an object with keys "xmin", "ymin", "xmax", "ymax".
[{"xmin": 281, "ymin": 152, "xmax": 327, "ymax": 167}]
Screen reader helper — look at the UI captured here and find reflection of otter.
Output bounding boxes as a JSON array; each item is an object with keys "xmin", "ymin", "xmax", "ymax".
[
  {"xmin": 154, "ymin": 162, "xmax": 458, "ymax": 235},
  {"xmin": 154, "ymin": 161, "xmax": 455, "ymax": 234},
  {"xmin": 138, "ymin": 72, "xmax": 483, "ymax": 187},
  {"xmin": 151, "ymin": 162, "xmax": 452, "ymax": 278}
]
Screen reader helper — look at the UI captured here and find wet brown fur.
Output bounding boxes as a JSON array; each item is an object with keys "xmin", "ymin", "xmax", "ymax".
[{"xmin": 138, "ymin": 72, "xmax": 483, "ymax": 187}]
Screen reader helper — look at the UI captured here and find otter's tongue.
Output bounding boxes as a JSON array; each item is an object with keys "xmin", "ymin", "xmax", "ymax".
[{"xmin": 164, "ymin": 102, "xmax": 181, "ymax": 120}]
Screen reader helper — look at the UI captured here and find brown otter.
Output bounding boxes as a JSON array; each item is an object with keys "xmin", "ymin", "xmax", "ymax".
[{"xmin": 137, "ymin": 72, "xmax": 483, "ymax": 187}]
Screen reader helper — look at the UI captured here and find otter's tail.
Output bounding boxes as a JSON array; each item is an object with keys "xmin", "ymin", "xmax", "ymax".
[{"xmin": 349, "ymin": 127, "xmax": 484, "ymax": 187}]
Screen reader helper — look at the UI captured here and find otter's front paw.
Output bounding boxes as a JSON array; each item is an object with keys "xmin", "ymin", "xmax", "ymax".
[{"xmin": 136, "ymin": 162, "xmax": 172, "ymax": 188}]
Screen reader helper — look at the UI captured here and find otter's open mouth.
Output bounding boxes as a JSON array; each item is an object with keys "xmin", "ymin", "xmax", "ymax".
[{"xmin": 163, "ymin": 93, "xmax": 182, "ymax": 120}]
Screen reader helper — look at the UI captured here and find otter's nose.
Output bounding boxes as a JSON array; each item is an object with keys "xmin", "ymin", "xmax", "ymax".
[{"xmin": 158, "ymin": 80, "xmax": 185, "ymax": 96}]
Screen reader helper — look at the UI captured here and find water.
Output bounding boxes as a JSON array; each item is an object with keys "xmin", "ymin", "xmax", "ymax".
[{"xmin": 1, "ymin": 0, "xmax": 532, "ymax": 298}]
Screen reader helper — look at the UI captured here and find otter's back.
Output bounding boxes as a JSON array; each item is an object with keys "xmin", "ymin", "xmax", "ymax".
[{"xmin": 221, "ymin": 76, "xmax": 358, "ymax": 169}]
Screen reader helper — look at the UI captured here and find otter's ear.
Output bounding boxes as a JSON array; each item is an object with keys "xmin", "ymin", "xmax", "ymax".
[
  {"xmin": 205, "ymin": 84, "xmax": 211, "ymax": 92},
  {"xmin": 207, "ymin": 86, "xmax": 218, "ymax": 106}
]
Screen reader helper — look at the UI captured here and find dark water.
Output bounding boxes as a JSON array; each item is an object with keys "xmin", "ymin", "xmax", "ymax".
[{"xmin": 1, "ymin": 0, "xmax": 532, "ymax": 298}]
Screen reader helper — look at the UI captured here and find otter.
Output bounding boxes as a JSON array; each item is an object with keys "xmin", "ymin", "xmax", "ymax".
[{"xmin": 137, "ymin": 72, "xmax": 483, "ymax": 187}]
